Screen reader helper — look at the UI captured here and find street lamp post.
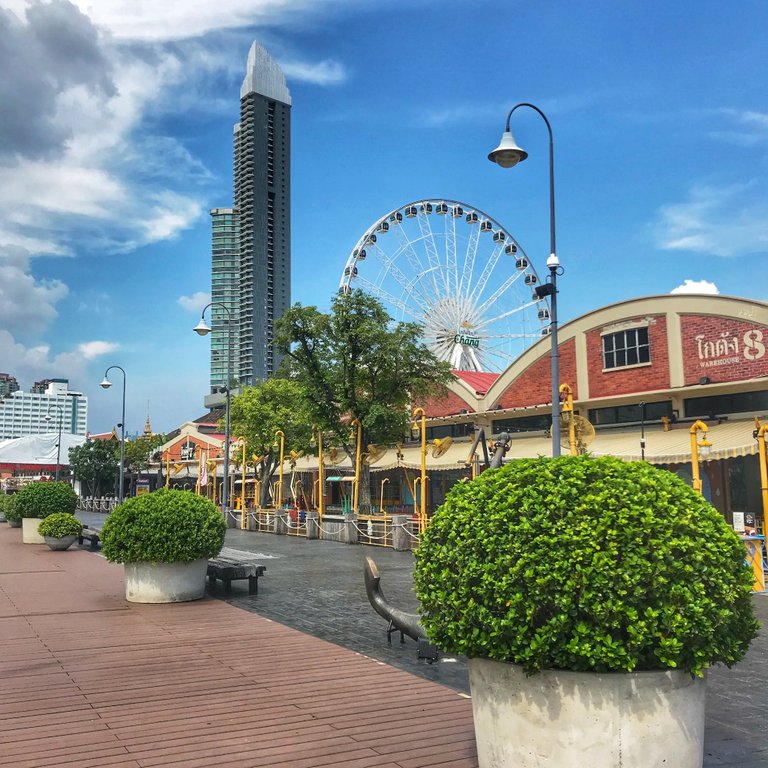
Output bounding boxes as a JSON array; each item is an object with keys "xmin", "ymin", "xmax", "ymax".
[
  {"xmin": 45, "ymin": 404, "xmax": 64, "ymax": 481},
  {"xmin": 194, "ymin": 303, "xmax": 234, "ymax": 516},
  {"xmin": 100, "ymin": 366, "xmax": 126, "ymax": 504},
  {"xmin": 489, "ymin": 102, "xmax": 562, "ymax": 457}
]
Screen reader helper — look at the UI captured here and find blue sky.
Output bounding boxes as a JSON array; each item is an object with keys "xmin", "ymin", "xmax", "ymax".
[{"xmin": 1, "ymin": 0, "xmax": 766, "ymax": 434}]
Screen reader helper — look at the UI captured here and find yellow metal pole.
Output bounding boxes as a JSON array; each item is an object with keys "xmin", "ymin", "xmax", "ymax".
[
  {"xmin": 756, "ymin": 422, "xmax": 768, "ymax": 524},
  {"xmin": 317, "ymin": 430, "xmax": 325, "ymax": 520},
  {"xmin": 413, "ymin": 477, "xmax": 420, "ymax": 519},
  {"xmin": 236, "ymin": 437, "xmax": 246, "ymax": 529},
  {"xmin": 196, "ymin": 446, "xmax": 202, "ymax": 495},
  {"xmin": 380, "ymin": 477, "xmax": 390, "ymax": 514},
  {"xmin": 351, "ymin": 419, "xmax": 362, "ymax": 514},
  {"xmin": 689, "ymin": 420, "xmax": 710, "ymax": 494},
  {"xmin": 413, "ymin": 408, "xmax": 427, "ymax": 532},
  {"xmin": 559, "ymin": 383, "xmax": 575, "ymax": 456},
  {"xmin": 274, "ymin": 430, "xmax": 285, "ymax": 510},
  {"xmin": 165, "ymin": 450, "xmax": 170, "ymax": 489}
]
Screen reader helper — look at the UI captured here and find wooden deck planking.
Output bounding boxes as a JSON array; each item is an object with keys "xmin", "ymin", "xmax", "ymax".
[{"xmin": 0, "ymin": 526, "xmax": 477, "ymax": 768}]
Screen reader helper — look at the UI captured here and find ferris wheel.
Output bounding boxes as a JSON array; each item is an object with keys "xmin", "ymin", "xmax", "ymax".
[{"xmin": 338, "ymin": 199, "xmax": 550, "ymax": 372}]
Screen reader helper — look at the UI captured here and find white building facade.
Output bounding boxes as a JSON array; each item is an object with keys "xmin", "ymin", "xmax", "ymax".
[{"xmin": 0, "ymin": 379, "xmax": 87, "ymax": 440}]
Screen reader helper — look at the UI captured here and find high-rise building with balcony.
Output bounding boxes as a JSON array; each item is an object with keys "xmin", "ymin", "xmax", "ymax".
[
  {"xmin": 209, "ymin": 207, "xmax": 241, "ymax": 392},
  {"xmin": 0, "ymin": 379, "xmax": 87, "ymax": 440},
  {"xmin": 0, "ymin": 373, "xmax": 20, "ymax": 398},
  {"xmin": 208, "ymin": 43, "xmax": 291, "ymax": 394}
]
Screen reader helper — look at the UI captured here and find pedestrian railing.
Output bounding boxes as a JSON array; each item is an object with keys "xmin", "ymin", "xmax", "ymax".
[{"xmin": 77, "ymin": 497, "xmax": 119, "ymax": 513}]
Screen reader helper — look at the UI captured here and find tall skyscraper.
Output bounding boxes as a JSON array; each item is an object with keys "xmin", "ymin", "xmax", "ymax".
[{"xmin": 209, "ymin": 42, "xmax": 291, "ymax": 394}]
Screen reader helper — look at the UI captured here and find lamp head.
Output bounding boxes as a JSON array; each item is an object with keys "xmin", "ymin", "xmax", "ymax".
[
  {"xmin": 193, "ymin": 317, "xmax": 211, "ymax": 336},
  {"xmin": 699, "ymin": 437, "xmax": 712, "ymax": 458},
  {"xmin": 488, "ymin": 130, "xmax": 528, "ymax": 168},
  {"xmin": 99, "ymin": 377, "xmax": 112, "ymax": 389}
]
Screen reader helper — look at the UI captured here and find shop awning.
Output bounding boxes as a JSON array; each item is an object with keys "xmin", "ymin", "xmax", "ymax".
[{"xmin": 584, "ymin": 419, "xmax": 759, "ymax": 465}]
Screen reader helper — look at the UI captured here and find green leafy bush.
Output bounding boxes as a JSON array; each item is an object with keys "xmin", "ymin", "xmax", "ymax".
[
  {"xmin": 414, "ymin": 455, "xmax": 758, "ymax": 677},
  {"xmin": 38, "ymin": 512, "xmax": 83, "ymax": 538},
  {"xmin": 0, "ymin": 493, "xmax": 21, "ymax": 528},
  {"xmin": 15, "ymin": 482, "xmax": 78, "ymax": 519},
  {"xmin": 1, "ymin": 494, "xmax": 20, "ymax": 523},
  {"xmin": 101, "ymin": 489, "xmax": 226, "ymax": 564}
]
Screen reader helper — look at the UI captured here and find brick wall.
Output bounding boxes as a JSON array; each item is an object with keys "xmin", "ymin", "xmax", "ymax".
[
  {"xmin": 497, "ymin": 339, "xmax": 577, "ymax": 408},
  {"xmin": 681, "ymin": 315, "xmax": 768, "ymax": 385},
  {"xmin": 587, "ymin": 315, "xmax": 670, "ymax": 398},
  {"xmin": 423, "ymin": 387, "xmax": 475, "ymax": 417}
]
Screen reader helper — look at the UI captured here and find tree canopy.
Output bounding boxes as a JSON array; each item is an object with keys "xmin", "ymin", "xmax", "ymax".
[
  {"xmin": 228, "ymin": 378, "xmax": 314, "ymax": 507},
  {"xmin": 123, "ymin": 434, "xmax": 166, "ymax": 474},
  {"xmin": 68, "ymin": 439, "xmax": 119, "ymax": 497},
  {"xmin": 275, "ymin": 290, "xmax": 454, "ymax": 511}
]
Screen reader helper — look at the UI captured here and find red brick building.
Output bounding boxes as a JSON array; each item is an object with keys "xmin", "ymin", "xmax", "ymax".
[{"xmin": 420, "ymin": 294, "xmax": 768, "ymax": 525}]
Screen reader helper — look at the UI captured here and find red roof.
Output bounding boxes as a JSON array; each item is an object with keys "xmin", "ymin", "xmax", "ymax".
[{"xmin": 452, "ymin": 370, "xmax": 499, "ymax": 395}]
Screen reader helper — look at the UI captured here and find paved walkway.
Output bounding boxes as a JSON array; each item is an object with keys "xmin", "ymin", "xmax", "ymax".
[
  {"xmin": 6, "ymin": 517, "xmax": 768, "ymax": 767},
  {"xmin": 0, "ymin": 525, "xmax": 476, "ymax": 768}
]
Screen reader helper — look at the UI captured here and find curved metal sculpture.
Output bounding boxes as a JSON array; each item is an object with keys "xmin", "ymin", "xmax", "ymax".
[
  {"xmin": 364, "ymin": 556, "xmax": 427, "ymax": 643},
  {"xmin": 489, "ymin": 431, "xmax": 511, "ymax": 468}
]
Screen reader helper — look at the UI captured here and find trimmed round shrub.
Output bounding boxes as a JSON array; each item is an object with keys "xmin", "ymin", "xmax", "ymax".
[
  {"xmin": 414, "ymin": 455, "xmax": 758, "ymax": 677},
  {"xmin": 101, "ymin": 489, "xmax": 226, "ymax": 564},
  {"xmin": 38, "ymin": 512, "xmax": 83, "ymax": 538},
  {"xmin": 0, "ymin": 494, "xmax": 19, "ymax": 522},
  {"xmin": 15, "ymin": 481, "xmax": 77, "ymax": 519}
]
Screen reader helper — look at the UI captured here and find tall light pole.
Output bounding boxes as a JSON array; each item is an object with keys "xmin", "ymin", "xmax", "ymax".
[
  {"xmin": 489, "ymin": 102, "xmax": 562, "ymax": 457},
  {"xmin": 194, "ymin": 302, "xmax": 233, "ymax": 515},
  {"xmin": 100, "ymin": 365, "xmax": 126, "ymax": 503},
  {"xmin": 45, "ymin": 404, "xmax": 64, "ymax": 481}
]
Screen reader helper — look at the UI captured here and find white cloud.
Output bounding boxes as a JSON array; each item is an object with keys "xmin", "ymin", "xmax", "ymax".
[
  {"xmin": 281, "ymin": 59, "xmax": 347, "ymax": 85},
  {"xmin": 77, "ymin": 341, "xmax": 121, "ymax": 359},
  {"xmin": 0, "ymin": 5, "xmax": 206, "ymax": 257},
  {"xmin": 654, "ymin": 182, "xmax": 768, "ymax": 258},
  {"xmin": 0, "ymin": 246, "xmax": 68, "ymax": 338},
  {"xmin": 708, "ymin": 108, "xmax": 768, "ymax": 147},
  {"xmin": 670, "ymin": 279, "xmax": 720, "ymax": 295},
  {"xmin": 178, "ymin": 292, "xmax": 212, "ymax": 313},
  {"xmin": 6, "ymin": 0, "xmax": 366, "ymax": 42},
  {"xmin": 0, "ymin": 330, "xmax": 107, "ymax": 388}
]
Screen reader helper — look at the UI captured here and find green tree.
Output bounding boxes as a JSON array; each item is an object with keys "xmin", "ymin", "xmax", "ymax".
[
  {"xmin": 68, "ymin": 440, "xmax": 119, "ymax": 497},
  {"xmin": 228, "ymin": 378, "xmax": 313, "ymax": 508},
  {"xmin": 276, "ymin": 290, "xmax": 453, "ymax": 513},
  {"xmin": 122, "ymin": 434, "xmax": 167, "ymax": 474}
]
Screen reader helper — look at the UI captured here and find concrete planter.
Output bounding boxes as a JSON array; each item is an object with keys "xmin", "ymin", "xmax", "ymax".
[
  {"xmin": 467, "ymin": 657, "xmax": 706, "ymax": 768},
  {"xmin": 124, "ymin": 559, "xmax": 209, "ymax": 603},
  {"xmin": 44, "ymin": 534, "xmax": 78, "ymax": 551},
  {"xmin": 21, "ymin": 517, "xmax": 46, "ymax": 544},
  {"xmin": 7, "ymin": 517, "xmax": 21, "ymax": 528}
]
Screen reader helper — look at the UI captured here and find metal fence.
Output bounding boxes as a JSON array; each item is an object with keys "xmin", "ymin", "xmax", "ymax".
[{"xmin": 77, "ymin": 497, "xmax": 119, "ymax": 513}]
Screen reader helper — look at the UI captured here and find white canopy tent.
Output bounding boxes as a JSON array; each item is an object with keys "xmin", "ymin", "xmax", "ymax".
[{"xmin": 0, "ymin": 432, "xmax": 86, "ymax": 466}]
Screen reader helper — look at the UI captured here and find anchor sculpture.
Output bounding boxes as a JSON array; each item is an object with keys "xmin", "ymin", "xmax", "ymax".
[
  {"xmin": 363, "ymin": 434, "xmax": 512, "ymax": 661},
  {"xmin": 364, "ymin": 556, "xmax": 438, "ymax": 661}
]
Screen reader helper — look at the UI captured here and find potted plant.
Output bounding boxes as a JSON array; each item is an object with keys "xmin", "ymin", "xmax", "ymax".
[
  {"xmin": 38, "ymin": 512, "xmax": 83, "ymax": 551},
  {"xmin": 1, "ymin": 494, "xmax": 21, "ymax": 526},
  {"xmin": 15, "ymin": 481, "xmax": 78, "ymax": 544},
  {"xmin": 101, "ymin": 488, "xmax": 226, "ymax": 603},
  {"xmin": 414, "ymin": 455, "xmax": 758, "ymax": 768}
]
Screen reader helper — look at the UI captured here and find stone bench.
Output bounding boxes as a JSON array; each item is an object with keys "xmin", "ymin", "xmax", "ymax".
[
  {"xmin": 207, "ymin": 558, "xmax": 266, "ymax": 595},
  {"xmin": 77, "ymin": 527, "xmax": 101, "ymax": 550}
]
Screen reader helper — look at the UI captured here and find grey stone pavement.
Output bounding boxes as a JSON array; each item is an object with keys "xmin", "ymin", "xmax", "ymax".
[{"xmin": 77, "ymin": 512, "xmax": 768, "ymax": 767}]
